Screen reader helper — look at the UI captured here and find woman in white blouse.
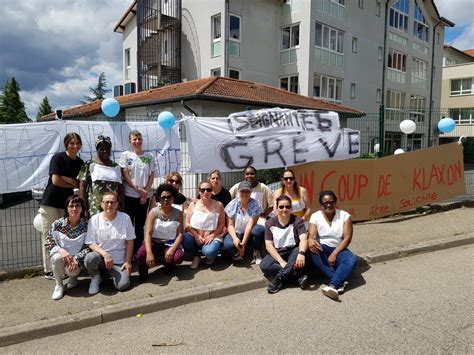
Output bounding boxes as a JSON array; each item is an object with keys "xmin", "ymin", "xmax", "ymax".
[{"xmin": 308, "ymin": 190, "xmax": 357, "ymax": 301}]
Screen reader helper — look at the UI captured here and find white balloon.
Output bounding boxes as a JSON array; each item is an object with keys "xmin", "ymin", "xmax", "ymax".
[
  {"xmin": 394, "ymin": 148, "xmax": 405, "ymax": 155},
  {"xmin": 400, "ymin": 119, "xmax": 416, "ymax": 134},
  {"xmin": 33, "ymin": 213, "xmax": 43, "ymax": 232},
  {"xmin": 373, "ymin": 143, "xmax": 380, "ymax": 153}
]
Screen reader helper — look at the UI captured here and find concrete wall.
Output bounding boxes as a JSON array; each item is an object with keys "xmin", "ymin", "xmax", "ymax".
[{"xmin": 122, "ymin": 19, "xmax": 138, "ymax": 85}]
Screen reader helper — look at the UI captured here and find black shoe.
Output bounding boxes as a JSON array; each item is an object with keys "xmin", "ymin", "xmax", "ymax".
[
  {"xmin": 298, "ymin": 274, "xmax": 309, "ymax": 290},
  {"xmin": 267, "ymin": 276, "xmax": 283, "ymax": 294},
  {"xmin": 44, "ymin": 272, "xmax": 55, "ymax": 280}
]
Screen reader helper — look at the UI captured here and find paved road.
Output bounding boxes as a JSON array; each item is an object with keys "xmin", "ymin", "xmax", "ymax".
[{"xmin": 4, "ymin": 245, "xmax": 472, "ymax": 353}]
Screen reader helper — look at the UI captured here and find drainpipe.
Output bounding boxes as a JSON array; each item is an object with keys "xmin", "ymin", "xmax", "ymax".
[
  {"xmin": 224, "ymin": 0, "xmax": 229, "ymax": 77},
  {"xmin": 427, "ymin": 19, "xmax": 442, "ymax": 148},
  {"xmin": 378, "ymin": 0, "xmax": 389, "ymax": 157}
]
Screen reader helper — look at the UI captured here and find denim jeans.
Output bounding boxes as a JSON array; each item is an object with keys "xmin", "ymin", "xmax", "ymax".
[
  {"xmin": 182, "ymin": 233, "xmax": 222, "ymax": 260},
  {"xmin": 309, "ymin": 244, "xmax": 357, "ymax": 289},
  {"xmin": 222, "ymin": 224, "xmax": 265, "ymax": 255}
]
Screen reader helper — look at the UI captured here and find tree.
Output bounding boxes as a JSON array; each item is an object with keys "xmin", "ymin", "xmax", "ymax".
[
  {"xmin": 0, "ymin": 77, "xmax": 28, "ymax": 123},
  {"xmin": 36, "ymin": 96, "xmax": 53, "ymax": 120},
  {"xmin": 82, "ymin": 72, "xmax": 111, "ymax": 103}
]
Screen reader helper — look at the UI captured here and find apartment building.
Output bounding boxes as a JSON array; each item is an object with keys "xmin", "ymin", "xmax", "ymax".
[{"xmin": 114, "ymin": 0, "xmax": 453, "ymax": 153}]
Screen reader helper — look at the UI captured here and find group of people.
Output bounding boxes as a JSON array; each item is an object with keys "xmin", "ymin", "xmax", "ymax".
[{"xmin": 39, "ymin": 131, "xmax": 357, "ymax": 301}]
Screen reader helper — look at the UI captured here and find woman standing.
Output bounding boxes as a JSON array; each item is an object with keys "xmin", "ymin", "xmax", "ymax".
[
  {"xmin": 136, "ymin": 184, "xmax": 184, "ymax": 282},
  {"xmin": 119, "ymin": 130, "xmax": 156, "ymax": 254},
  {"xmin": 78, "ymin": 135, "xmax": 123, "ymax": 216},
  {"xmin": 208, "ymin": 169, "xmax": 231, "ymax": 207},
  {"xmin": 149, "ymin": 172, "xmax": 187, "ymax": 212},
  {"xmin": 260, "ymin": 195, "xmax": 308, "ymax": 294},
  {"xmin": 45, "ymin": 195, "xmax": 89, "ymax": 300},
  {"xmin": 273, "ymin": 169, "xmax": 311, "ymax": 221},
  {"xmin": 39, "ymin": 132, "xmax": 84, "ymax": 280},
  {"xmin": 308, "ymin": 190, "xmax": 357, "ymax": 301},
  {"xmin": 182, "ymin": 181, "xmax": 225, "ymax": 268}
]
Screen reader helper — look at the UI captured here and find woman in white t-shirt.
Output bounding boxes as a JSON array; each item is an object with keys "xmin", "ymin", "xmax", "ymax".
[
  {"xmin": 119, "ymin": 130, "xmax": 156, "ymax": 254},
  {"xmin": 308, "ymin": 190, "xmax": 357, "ymax": 301}
]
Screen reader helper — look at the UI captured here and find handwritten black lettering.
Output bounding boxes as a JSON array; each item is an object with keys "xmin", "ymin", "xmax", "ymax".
[{"xmin": 318, "ymin": 133, "xmax": 341, "ymax": 158}]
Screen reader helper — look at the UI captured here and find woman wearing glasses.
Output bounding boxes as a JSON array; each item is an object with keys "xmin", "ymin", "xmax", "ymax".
[
  {"xmin": 182, "ymin": 181, "xmax": 226, "ymax": 269},
  {"xmin": 308, "ymin": 190, "xmax": 357, "ymax": 301},
  {"xmin": 149, "ymin": 172, "xmax": 187, "ymax": 212},
  {"xmin": 260, "ymin": 195, "xmax": 309, "ymax": 294},
  {"xmin": 45, "ymin": 195, "xmax": 89, "ymax": 300},
  {"xmin": 273, "ymin": 169, "xmax": 311, "ymax": 221},
  {"xmin": 136, "ymin": 184, "xmax": 184, "ymax": 282}
]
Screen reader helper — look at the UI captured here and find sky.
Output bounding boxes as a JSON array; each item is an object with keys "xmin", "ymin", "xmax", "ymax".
[{"xmin": 0, "ymin": 0, "xmax": 472, "ymax": 119}]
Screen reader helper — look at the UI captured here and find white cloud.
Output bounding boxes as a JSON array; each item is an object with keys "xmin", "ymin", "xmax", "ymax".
[
  {"xmin": 451, "ymin": 24, "xmax": 474, "ymax": 49},
  {"xmin": 435, "ymin": 0, "xmax": 474, "ymax": 49}
]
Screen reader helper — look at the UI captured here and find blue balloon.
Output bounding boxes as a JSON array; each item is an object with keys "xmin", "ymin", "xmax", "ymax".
[
  {"xmin": 158, "ymin": 111, "xmax": 176, "ymax": 129},
  {"xmin": 101, "ymin": 98, "xmax": 120, "ymax": 117},
  {"xmin": 438, "ymin": 118, "xmax": 456, "ymax": 133}
]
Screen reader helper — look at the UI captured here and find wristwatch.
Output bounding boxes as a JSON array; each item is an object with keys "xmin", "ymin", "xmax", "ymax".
[{"xmin": 298, "ymin": 250, "xmax": 305, "ymax": 256}]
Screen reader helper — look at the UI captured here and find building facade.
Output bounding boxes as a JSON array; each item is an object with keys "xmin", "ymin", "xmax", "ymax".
[{"xmin": 114, "ymin": 0, "xmax": 453, "ymax": 154}]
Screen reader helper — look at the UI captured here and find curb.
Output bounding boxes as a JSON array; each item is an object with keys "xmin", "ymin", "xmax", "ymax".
[{"xmin": 1, "ymin": 233, "xmax": 473, "ymax": 347}]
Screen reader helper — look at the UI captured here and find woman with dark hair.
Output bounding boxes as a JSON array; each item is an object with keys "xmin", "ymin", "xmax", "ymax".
[
  {"xmin": 308, "ymin": 190, "xmax": 357, "ymax": 301},
  {"xmin": 273, "ymin": 169, "xmax": 311, "ymax": 221},
  {"xmin": 208, "ymin": 169, "xmax": 231, "ymax": 207},
  {"xmin": 136, "ymin": 184, "xmax": 184, "ymax": 282},
  {"xmin": 39, "ymin": 132, "xmax": 84, "ymax": 280},
  {"xmin": 260, "ymin": 195, "xmax": 309, "ymax": 294},
  {"xmin": 182, "ymin": 181, "xmax": 226, "ymax": 268},
  {"xmin": 149, "ymin": 171, "xmax": 187, "ymax": 212},
  {"xmin": 119, "ymin": 130, "xmax": 156, "ymax": 254},
  {"xmin": 44, "ymin": 195, "xmax": 89, "ymax": 300},
  {"xmin": 78, "ymin": 135, "xmax": 123, "ymax": 216}
]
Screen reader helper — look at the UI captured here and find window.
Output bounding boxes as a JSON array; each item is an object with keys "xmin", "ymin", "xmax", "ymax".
[
  {"xmin": 389, "ymin": 0, "xmax": 409, "ymax": 33},
  {"xmin": 315, "ymin": 22, "xmax": 344, "ymax": 54},
  {"xmin": 376, "ymin": 88, "xmax": 381, "ymax": 103},
  {"xmin": 412, "ymin": 58, "xmax": 427, "ymax": 79},
  {"xmin": 406, "ymin": 134, "xmax": 422, "ymax": 150},
  {"xmin": 211, "ymin": 14, "xmax": 221, "ymax": 57},
  {"xmin": 350, "ymin": 83, "xmax": 356, "ymax": 98},
  {"xmin": 358, "ymin": 0, "xmax": 363, "ymax": 9},
  {"xmin": 387, "ymin": 49, "xmax": 407, "ymax": 72},
  {"xmin": 386, "ymin": 89, "xmax": 406, "ymax": 121},
  {"xmin": 451, "ymin": 78, "xmax": 473, "ymax": 95},
  {"xmin": 280, "ymin": 75, "xmax": 299, "ymax": 94},
  {"xmin": 436, "ymin": 32, "xmax": 440, "ymax": 45},
  {"xmin": 313, "ymin": 73, "xmax": 342, "ymax": 103},
  {"xmin": 282, "ymin": 24, "xmax": 299, "ymax": 50},
  {"xmin": 409, "ymin": 95, "xmax": 426, "ymax": 122},
  {"xmin": 352, "ymin": 37, "xmax": 358, "ymax": 53},
  {"xmin": 376, "ymin": 1, "xmax": 381, "ymax": 16},
  {"xmin": 378, "ymin": 46, "xmax": 383, "ymax": 61},
  {"xmin": 228, "ymin": 68, "xmax": 240, "ymax": 79},
  {"xmin": 124, "ymin": 48, "xmax": 131, "ymax": 80},
  {"xmin": 229, "ymin": 14, "xmax": 241, "ymax": 57},
  {"xmin": 414, "ymin": 1, "xmax": 429, "ymax": 42},
  {"xmin": 449, "ymin": 108, "xmax": 474, "ymax": 124},
  {"xmin": 211, "ymin": 68, "xmax": 221, "ymax": 76}
]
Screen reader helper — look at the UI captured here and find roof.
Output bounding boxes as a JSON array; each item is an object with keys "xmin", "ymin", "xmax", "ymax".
[
  {"xmin": 114, "ymin": 0, "xmax": 137, "ymax": 33},
  {"xmin": 444, "ymin": 45, "xmax": 474, "ymax": 59},
  {"xmin": 464, "ymin": 49, "xmax": 474, "ymax": 57},
  {"xmin": 40, "ymin": 77, "xmax": 364, "ymax": 121}
]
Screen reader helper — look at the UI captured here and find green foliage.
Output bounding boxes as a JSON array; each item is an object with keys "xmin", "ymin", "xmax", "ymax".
[
  {"xmin": 257, "ymin": 167, "xmax": 284, "ymax": 185},
  {"xmin": 0, "ymin": 77, "xmax": 28, "ymax": 123},
  {"xmin": 358, "ymin": 152, "xmax": 379, "ymax": 159},
  {"xmin": 36, "ymin": 96, "xmax": 53, "ymax": 119},
  {"xmin": 82, "ymin": 72, "xmax": 111, "ymax": 103}
]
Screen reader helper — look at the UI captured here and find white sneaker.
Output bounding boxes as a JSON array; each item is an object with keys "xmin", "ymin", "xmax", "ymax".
[
  {"xmin": 190, "ymin": 256, "xmax": 201, "ymax": 269},
  {"xmin": 52, "ymin": 285, "xmax": 64, "ymax": 300},
  {"xmin": 67, "ymin": 276, "xmax": 79, "ymax": 289},
  {"xmin": 88, "ymin": 275, "xmax": 102, "ymax": 295},
  {"xmin": 252, "ymin": 251, "xmax": 262, "ymax": 265},
  {"xmin": 322, "ymin": 285, "xmax": 339, "ymax": 300},
  {"xmin": 337, "ymin": 281, "xmax": 349, "ymax": 294}
]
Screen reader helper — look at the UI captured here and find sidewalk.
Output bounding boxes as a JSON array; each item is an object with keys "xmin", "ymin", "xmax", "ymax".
[{"xmin": 1, "ymin": 205, "xmax": 473, "ymax": 346}]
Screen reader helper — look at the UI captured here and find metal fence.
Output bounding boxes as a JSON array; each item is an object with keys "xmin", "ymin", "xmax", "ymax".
[{"xmin": 1, "ymin": 109, "xmax": 473, "ymax": 271}]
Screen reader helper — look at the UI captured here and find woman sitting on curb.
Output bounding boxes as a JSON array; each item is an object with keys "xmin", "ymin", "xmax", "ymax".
[
  {"xmin": 222, "ymin": 181, "xmax": 263, "ymax": 262},
  {"xmin": 136, "ymin": 184, "xmax": 184, "ymax": 282},
  {"xmin": 182, "ymin": 181, "xmax": 225, "ymax": 269},
  {"xmin": 45, "ymin": 195, "xmax": 89, "ymax": 300},
  {"xmin": 260, "ymin": 195, "xmax": 309, "ymax": 294},
  {"xmin": 308, "ymin": 190, "xmax": 357, "ymax": 301},
  {"xmin": 84, "ymin": 191, "xmax": 135, "ymax": 295}
]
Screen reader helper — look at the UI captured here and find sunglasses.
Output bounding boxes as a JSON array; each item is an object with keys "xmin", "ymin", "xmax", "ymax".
[
  {"xmin": 322, "ymin": 201, "xmax": 336, "ymax": 206},
  {"xmin": 199, "ymin": 188, "xmax": 212, "ymax": 193},
  {"xmin": 159, "ymin": 195, "xmax": 172, "ymax": 201},
  {"xmin": 283, "ymin": 177, "xmax": 295, "ymax": 181},
  {"xmin": 168, "ymin": 179, "xmax": 180, "ymax": 184},
  {"xmin": 278, "ymin": 205, "xmax": 291, "ymax": 210}
]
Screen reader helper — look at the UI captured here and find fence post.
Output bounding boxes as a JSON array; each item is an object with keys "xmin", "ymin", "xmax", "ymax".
[{"xmin": 378, "ymin": 104, "xmax": 385, "ymax": 157}]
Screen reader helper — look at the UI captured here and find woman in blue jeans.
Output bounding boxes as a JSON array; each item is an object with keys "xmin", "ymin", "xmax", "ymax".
[
  {"xmin": 182, "ymin": 181, "xmax": 225, "ymax": 269},
  {"xmin": 308, "ymin": 190, "xmax": 357, "ymax": 301}
]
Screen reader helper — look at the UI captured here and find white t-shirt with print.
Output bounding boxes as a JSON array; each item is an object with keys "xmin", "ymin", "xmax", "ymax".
[
  {"xmin": 309, "ymin": 209, "xmax": 350, "ymax": 248},
  {"xmin": 119, "ymin": 151, "xmax": 156, "ymax": 198}
]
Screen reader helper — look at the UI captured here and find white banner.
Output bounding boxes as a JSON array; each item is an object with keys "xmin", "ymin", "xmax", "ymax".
[
  {"xmin": 184, "ymin": 109, "xmax": 360, "ymax": 173},
  {"xmin": 0, "ymin": 120, "xmax": 180, "ymax": 193}
]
